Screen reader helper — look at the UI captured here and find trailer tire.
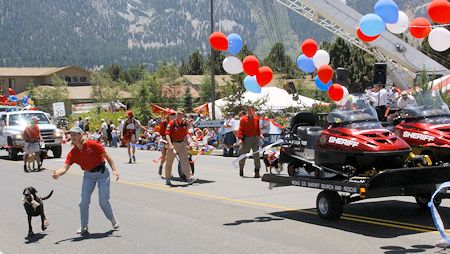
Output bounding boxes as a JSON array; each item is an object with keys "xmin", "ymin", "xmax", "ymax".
[
  {"xmin": 316, "ymin": 191, "xmax": 343, "ymax": 220},
  {"xmin": 287, "ymin": 163, "xmax": 296, "ymax": 176},
  {"xmin": 415, "ymin": 194, "xmax": 441, "ymax": 210}
]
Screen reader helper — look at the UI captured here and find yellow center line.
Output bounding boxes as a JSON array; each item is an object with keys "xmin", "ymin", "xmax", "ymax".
[{"xmin": 54, "ymin": 169, "xmax": 436, "ymax": 233}]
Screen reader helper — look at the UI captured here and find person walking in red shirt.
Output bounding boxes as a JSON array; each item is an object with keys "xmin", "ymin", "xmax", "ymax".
[
  {"xmin": 158, "ymin": 109, "xmax": 176, "ymax": 176},
  {"xmin": 52, "ymin": 127, "xmax": 120, "ymax": 235},
  {"xmin": 164, "ymin": 108, "xmax": 197, "ymax": 186},
  {"xmin": 23, "ymin": 116, "xmax": 43, "ymax": 172},
  {"xmin": 237, "ymin": 106, "xmax": 261, "ymax": 178}
]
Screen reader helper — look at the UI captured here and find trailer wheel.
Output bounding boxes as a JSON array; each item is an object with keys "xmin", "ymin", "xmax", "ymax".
[
  {"xmin": 316, "ymin": 191, "xmax": 343, "ymax": 220},
  {"xmin": 415, "ymin": 194, "xmax": 441, "ymax": 210},
  {"xmin": 287, "ymin": 163, "xmax": 296, "ymax": 176}
]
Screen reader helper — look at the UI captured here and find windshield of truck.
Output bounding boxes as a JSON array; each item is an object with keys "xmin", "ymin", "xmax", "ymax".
[
  {"xmin": 403, "ymin": 90, "xmax": 450, "ymax": 119},
  {"xmin": 327, "ymin": 94, "xmax": 379, "ymax": 125},
  {"xmin": 8, "ymin": 113, "xmax": 50, "ymax": 126}
]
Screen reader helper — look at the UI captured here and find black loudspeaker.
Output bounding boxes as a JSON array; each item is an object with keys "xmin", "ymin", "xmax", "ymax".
[
  {"xmin": 336, "ymin": 67, "xmax": 350, "ymax": 86},
  {"xmin": 283, "ymin": 81, "xmax": 297, "ymax": 95},
  {"xmin": 373, "ymin": 63, "xmax": 387, "ymax": 85}
]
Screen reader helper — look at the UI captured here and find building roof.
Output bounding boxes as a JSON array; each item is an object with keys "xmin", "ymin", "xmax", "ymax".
[
  {"xmin": 16, "ymin": 85, "xmax": 132, "ymax": 100},
  {"xmin": 183, "ymin": 75, "xmax": 233, "ymax": 87},
  {"xmin": 0, "ymin": 66, "xmax": 89, "ymax": 77}
]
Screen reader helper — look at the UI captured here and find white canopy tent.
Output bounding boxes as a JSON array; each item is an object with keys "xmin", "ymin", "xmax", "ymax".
[
  {"xmin": 209, "ymin": 87, "xmax": 324, "ymax": 119},
  {"xmin": 429, "ymin": 75, "xmax": 450, "ymax": 93}
]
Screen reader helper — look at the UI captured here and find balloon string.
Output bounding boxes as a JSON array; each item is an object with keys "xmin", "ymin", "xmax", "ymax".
[{"xmin": 408, "ymin": 23, "xmax": 450, "ymax": 28}]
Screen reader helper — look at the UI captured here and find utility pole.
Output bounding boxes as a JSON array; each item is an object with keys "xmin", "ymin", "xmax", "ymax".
[{"xmin": 210, "ymin": 0, "xmax": 216, "ymax": 120}]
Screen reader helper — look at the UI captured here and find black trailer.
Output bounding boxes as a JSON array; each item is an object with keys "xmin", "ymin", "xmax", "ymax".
[{"xmin": 262, "ymin": 165, "xmax": 450, "ymax": 220}]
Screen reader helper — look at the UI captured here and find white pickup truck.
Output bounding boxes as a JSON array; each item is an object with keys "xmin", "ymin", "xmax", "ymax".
[{"xmin": 0, "ymin": 110, "xmax": 63, "ymax": 160}]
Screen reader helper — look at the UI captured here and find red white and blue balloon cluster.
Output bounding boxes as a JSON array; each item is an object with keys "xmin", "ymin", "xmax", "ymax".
[
  {"xmin": 209, "ymin": 32, "xmax": 273, "ymax": 94},
  {"xmin": 296, "ymin": 39, "xmax": 349, "ymax": 104},
  {"xmin": 357, "ymin": 0, "xmax": 450, "ymax": 52}
]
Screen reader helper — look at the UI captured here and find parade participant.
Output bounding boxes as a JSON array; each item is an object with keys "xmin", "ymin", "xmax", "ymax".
[
  {"xmin": 237, "ymin": 106, "xmax": 261, "ymax": 178},
  {"xmin": 52, "ymin": 127, "xmax": 120, "ymax": 235},
  {"xmin": 222, "ymin": 112, "xmax": 237, "ymax": 157},
  {"xmin": 397, "ymin": 90, "xmax": 417, "ymax": 109},
  {"xmin": 23, "ymin": 116, "xmax": 43, "ymax": 172},
  {"xmin": 123, "ymin": 110, "xmax": 148, "ymax": 163},
  {"xmin": 158, "ymin": 109, "xmax": 176, "ymax": 176},
  {"xmin": 258, "ymin": 111, "xmax": 271, "ymax": 147},
  {"xmin": 164, "ymin": 108, "xmax": 197, "ymax": 186}
]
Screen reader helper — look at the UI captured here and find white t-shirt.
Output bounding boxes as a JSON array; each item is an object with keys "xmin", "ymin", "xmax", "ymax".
[
  {"xmin": 101, "ymin": 122, "xmax": 108, "ymax": 134},
  {"xmin": 223, "ymin": 118, "xmax": 236, "ymax": 134}
]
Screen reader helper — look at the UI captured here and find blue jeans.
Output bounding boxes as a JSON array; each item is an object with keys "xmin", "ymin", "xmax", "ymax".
[{"xmin": 80, "ymin": 168, "xmax": 115, "ymax": 228}]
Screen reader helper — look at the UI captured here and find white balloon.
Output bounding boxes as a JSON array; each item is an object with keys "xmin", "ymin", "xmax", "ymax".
[
  {"xmin": 386, "ymin": 11, "xmax": 409, "ymax": 34},
  {"xmin": 312, "ymin": 50, "xmax": 330, "ymax": 69},
  {"xmin": 222, "ymin": 56, "xmax": 243, "ymax": 74},
  {"xmin": 428, "ymin": 27, "xmax": 450, "ymax": 52}
]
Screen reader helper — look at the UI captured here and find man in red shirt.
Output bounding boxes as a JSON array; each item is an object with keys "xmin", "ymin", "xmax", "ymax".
[
  {"xmin": 52, "ymin": 127, "xmax": 120, "ymax": 235},
  {"xmin": 158, "ymin": 109, "xmax": 176, "ymax": 176},
  {"xmin": 237, "ymin": 106, "xmax": 261, "ymax": 178},
  {"xmin": 23, "ymin": 116, "xmax": 43, "ymax": 172},
  {"xmin": 165, "ymin": 108, "xmax": 197, "ymax": 186}
]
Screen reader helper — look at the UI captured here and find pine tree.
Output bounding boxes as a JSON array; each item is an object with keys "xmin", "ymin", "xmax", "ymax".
[
  {"xmin": 186, "ymin": 51, "xmax": 205, "ymax": 75},
  {"xmin": 182, "ymin": 83, "xmax": 193, "ymax": 112},
  {"xmin": 134, "ymin": 72, "xmax": 154, "ymax": 122}
]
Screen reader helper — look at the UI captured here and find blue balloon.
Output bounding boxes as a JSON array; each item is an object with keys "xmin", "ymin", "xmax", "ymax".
[
  {"xmin": 227, "ymin": 33, "xmax": 243, "ymax": 55},
  {"xmin": 296, "ymin": 54, "xmax": 315, "ymax": 73},
  {"xmin": 244, "ymin": 75, "xmax": 261, "ymax": 93},
  {"xmin": 314, "ymin": 76, "xmax": 332, "ymax": 91},
  {"xmin": 22, "ymin": 96, "xmax": 28, "ymax": 106},
  {"xmin": 9, "ymin": 95, "xmax": 18, "ymax": 102},
  {"xmin": 374, "ymin": 0, "xmax": 399, "ymax": 24},
  {"xmin": 359, "ymin": 13, "xmax": 385, "ymax": 37}
]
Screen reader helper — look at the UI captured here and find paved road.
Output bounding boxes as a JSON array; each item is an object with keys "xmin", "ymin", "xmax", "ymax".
[{"xmin": 1, "ymin": 144, "xmax": 449, "ymax": 254}]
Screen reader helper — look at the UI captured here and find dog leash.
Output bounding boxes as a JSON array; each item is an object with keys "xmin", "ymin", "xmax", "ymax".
[{"xmin": 232, "ymin": 139, "xmax": 284, "ymax": 169}]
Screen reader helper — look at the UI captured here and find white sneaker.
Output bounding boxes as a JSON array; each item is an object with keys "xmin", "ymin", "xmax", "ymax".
[
  {"xmin": 111, "ymin": 217, "xmax": 120, "ymax": 230},
  {"xmin": 76, "ymin": 226, "xmax": 89, "ymax": 235},
  {"xmin": 187, "ymin": 177, "xmax": 197, "ymax": 184}
]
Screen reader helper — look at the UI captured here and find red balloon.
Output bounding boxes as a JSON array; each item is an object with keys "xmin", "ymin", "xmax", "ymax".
[
  {"xmin": 317, "ymin": 65, "xmax": 333, "ymax": 84},
  {"xmin": 428, "ymin": 0, "xmax": 450, "ymax": 24},
  {"xmin": 7, "ymin": 88, "xmax": 15, "ymax": 95},
  {"xmin": 301, "ymin": 39, "xmax": 318, "ymax": 58},
  {"xmin": 256, "ymin": 66, "xmax": 273, "ymax": 87},
  {"xmin": 410, "ymin": 17, "xmax": 432, "ymax": 39},
  {"xmin": 328, "ymin": 84, "xmax": 344, "ymax": 101},
  {"xmin": 0, "ymin": 95, "xmax": 7, "ymax": 105},
  {"xmin": 209, "ymin": 32, "xmax": 228, "ymax": 51},
  {"xmin": 356, "ymin": 27, "xmax": 380, "ymax": 42},
  {"xmin": 243, "ymin": 55, "xmax": 260, "ymax": 76}
]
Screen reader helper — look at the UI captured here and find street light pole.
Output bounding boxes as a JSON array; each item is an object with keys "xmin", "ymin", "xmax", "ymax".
[{"xmin": 210, "ymin": 0, "xmax": 216, "ymax": 120}]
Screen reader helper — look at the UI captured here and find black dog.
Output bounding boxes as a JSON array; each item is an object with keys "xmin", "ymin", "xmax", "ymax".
[{"xmin": 22, "ymin": 187, "xmax": 53, "ymax": 236}]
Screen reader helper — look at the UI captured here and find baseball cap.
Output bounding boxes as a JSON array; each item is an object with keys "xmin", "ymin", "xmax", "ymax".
[
  {"xmin": 126, "ymin": 110, "xmax": 133, "ymax": 116},
  {"xmin": 31, "ymin": 116, "xmax": 39, "ymax": 120},
  {"xmin": 69, "ymin": 126, "xmax": 84, "ymax": 134},
  {"xmin": 401, "ymin": 90, "xmax": 408, "ymax": 96},
  {"xmin": 177, "ymin": 108, "xmax": 185, "ymax": 114}
]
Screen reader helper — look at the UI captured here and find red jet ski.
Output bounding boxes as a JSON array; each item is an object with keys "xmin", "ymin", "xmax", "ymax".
[
  {"xmin": 394, "ymin": 90, "xmax": 450, "ymax": 164},
  {"xmin": 282, "ymin": 94, "xmax": 411, "ymax": 178},
  {"xmin": 314, "ymin": 94, "xmax": 411, "ymax": 176}
]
